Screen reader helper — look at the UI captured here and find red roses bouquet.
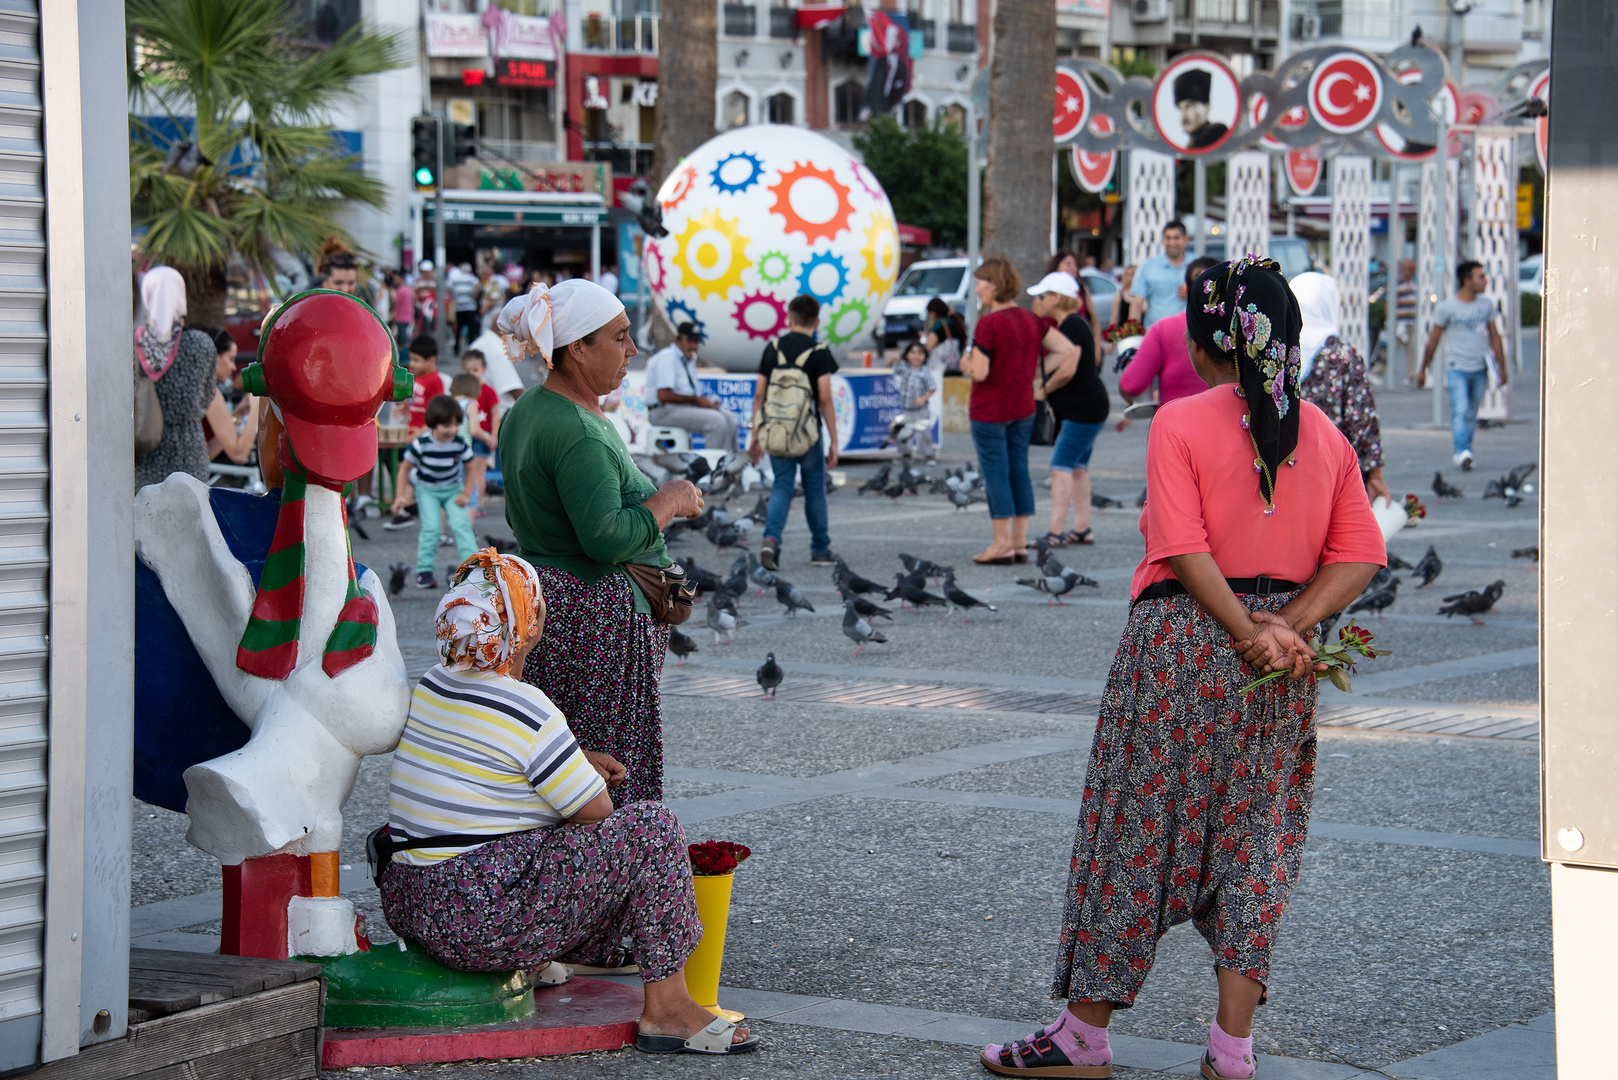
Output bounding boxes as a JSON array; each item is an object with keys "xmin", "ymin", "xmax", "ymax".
[
  {"xmin": 1104, "ymin": 319, "xmax": 1145, "ymax": 344},
  {"xmin": 1404, "ymin": 494, "xmax": 1427, "ymax": 522},
  {"xmin": 689, "ymin": 840, "xmax": 752, "ymax": 876},
  {"xmin": 1240, "ymin": 623, "xmax": 1389, "ymax": 697}
]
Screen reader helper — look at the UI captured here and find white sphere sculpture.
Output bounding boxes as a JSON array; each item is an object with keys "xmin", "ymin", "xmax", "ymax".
[{"xmin": 645, "ymin": 124, "xmax": 900, "ymax": 371}]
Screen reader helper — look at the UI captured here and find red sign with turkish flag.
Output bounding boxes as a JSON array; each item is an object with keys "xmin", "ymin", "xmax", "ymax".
[
  {"xmin": 1308, "ymin": 52, "xmax": 1383, "ymax": 136},
  {"xmin": 1286, "ymin": 149, "xmax": 1322, "ymax": 197},
  {"xmin": 1529, "ymin": 69, "xmax": 1549, "ymax": 173},
  {"xmin": 1070, "ymin": 114, "xmax": 1115, "ymax": 193},
  {"xmin": 1054, "ymin": 68, "xmax": 1089, "ymax": 143}
]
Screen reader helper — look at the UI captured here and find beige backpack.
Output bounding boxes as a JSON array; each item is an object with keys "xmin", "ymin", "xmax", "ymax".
[{"xmin": 756, "ymin": 338, "xmax": 820, "ymax": 458}]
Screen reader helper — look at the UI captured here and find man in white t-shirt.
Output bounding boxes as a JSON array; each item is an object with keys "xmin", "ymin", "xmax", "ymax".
[
  {"xmin": 1419, "ymin": 260, "xmax": 1508, "ymax": 470},
  {"xmin": 643, "ymin": 322, "xmax": 738, "ymax": 450}
]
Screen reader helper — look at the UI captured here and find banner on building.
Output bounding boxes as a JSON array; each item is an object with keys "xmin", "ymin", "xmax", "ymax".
[
  {"xmin": 861, "ymin": 10, "xmax": 911, "ymax": 119},
  {"xmin": 425, "ymin": 13, "xmax": 487, "ymax": 57},
  {"xmin": 797, "ymin": 4, "xmax": 847, "ymax": 29},
  {"xmin": 486, "ymin": 9, "xmax": 557, "ymax": 60}
]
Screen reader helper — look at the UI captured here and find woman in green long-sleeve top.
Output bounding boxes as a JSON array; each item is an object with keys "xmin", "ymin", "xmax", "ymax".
[{"xmin": 496, "ymin": 281, "xmax": 705, "ymax": 803}]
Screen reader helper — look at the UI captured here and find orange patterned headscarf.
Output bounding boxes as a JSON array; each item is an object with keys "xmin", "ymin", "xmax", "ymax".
[{"xmin": 434, "ymin": 548, "xmax": 542, "ymax": 676}]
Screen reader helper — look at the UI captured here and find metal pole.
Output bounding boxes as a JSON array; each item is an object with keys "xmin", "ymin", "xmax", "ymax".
[
  {"xmin": 590, "ymin": 222, "xmax": 601, "ymax": 282},
  {"xmin": 434, "ymin": 113, "xmax": 449, "ymax": 357},
  {"xmin": 1432, "ymin": 111, "xmax": 1448, "ymax": 426},
  {"xmin": 1194, "ymin": 159, "xmax": 1207, "ymax": 254},
  {"xmin": 1051, "ymin": 151, "xmax": 1059, "ymax": 254},
  {"xmin": 966, "ymin": 100, "xmax": 981, "ymax": 333}
]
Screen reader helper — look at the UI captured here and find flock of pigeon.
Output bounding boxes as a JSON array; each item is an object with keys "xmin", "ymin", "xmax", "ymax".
[{"xmin": 1431, "ymin": 461, "xmax": 1537, "ymax": 509}]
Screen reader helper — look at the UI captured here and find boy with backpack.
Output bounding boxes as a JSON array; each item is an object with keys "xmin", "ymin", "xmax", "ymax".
[{"xmin": 748, "ymin": 294, "xmax": 840, "ymax": 571}]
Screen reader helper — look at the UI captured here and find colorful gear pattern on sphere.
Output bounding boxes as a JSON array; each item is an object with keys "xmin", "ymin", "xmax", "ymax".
[
  {"xmin": 658, "ymin": 163, "xmax": 697, "ymax": 211},
  {"xmin": 824, "ymin": 297, "xmax": 871, "ymax": 346},
  {"xmin": 767, "ymin": 161, "xmax": 856, "ymax": 244},
  {"xmin": 796, "ymin": 251, "xmax": 849, "ymax": 307},
  {"xmin": 710, "ymin": 151, "xmax": 765, "ymax": 194},
  {"xmin": 664, "ymin": 298, "xmax": 703, "ymax": 337},
  {"xmin": 731, "ymin": 291, "xmax": 789, "ymax": 340},
  {"xmin": 671, "ymin": 208, "xmax": 754, "ymax": 301},
  {"xmin": 643, "ymin": 241, "xmax": 666, "ymax": 293},
  {"xmin": 860, "ymin": 210, "xmax": 900, "ymax": 295},
  {"xmin": 756, "ymin": 249, "xmax": 792, "ymax": 285},
  {"xmin": 850, "ymin": 161, "xmax": 885, "ymax": 202}
]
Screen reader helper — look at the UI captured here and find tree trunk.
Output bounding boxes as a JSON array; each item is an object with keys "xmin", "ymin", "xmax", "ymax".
[
  {"xmin": 180, "ymin": 263, "xmax": 229, "ymax": 335},
  {"xmin": 651, "ymin": 0, "xmax": 718, "ymax": 192},
  {"xmin": 983, "ymin": 0, "xmax": 1057, "ymax": 300}
]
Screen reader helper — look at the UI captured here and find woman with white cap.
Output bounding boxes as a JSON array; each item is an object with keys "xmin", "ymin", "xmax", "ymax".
[
  {"xmin": 134, "ymin": 266, "xmax": 235, "ymax": 491},
  {"xmin": 1028, "ymin": 269, "xmax": 1107, "ymax": 547},
  {"xmin": 495, "ymin": 281, "xmax": 704, "ymax": 806},
  {"xmin": 1292, "ymin": 272, "xmax": 1389, "ymax": 504}
]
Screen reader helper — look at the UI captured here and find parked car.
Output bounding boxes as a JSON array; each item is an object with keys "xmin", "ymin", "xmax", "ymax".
[
  {"xmin": 1079, "ymin": 268, "xmax": 1118, "ymax": 322},
  {"xmin": 879, "ymin": 257, "xmax": 971, "ymax": 347},
  {"xmin": 1519, "ymin": 253, "xmax": 1542, "ymax": 297},
  {"xmin": 1199, "ymin": 236, "xmax": 1317, "ymax": 282}
]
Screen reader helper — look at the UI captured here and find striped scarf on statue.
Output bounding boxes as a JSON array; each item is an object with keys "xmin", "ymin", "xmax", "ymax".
[{"xmin": 235, "ymin": 469, "xmax": 379, "ymax": 680}]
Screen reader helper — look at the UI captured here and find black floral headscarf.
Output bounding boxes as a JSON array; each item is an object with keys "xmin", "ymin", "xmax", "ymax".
[{"xmin": 1185, "ymin": 256, "xmax": 1304, "ymax": 513}]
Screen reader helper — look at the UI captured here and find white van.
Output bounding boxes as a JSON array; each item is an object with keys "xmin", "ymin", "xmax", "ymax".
[{"xmin": 879, "ymin": 258, "xmax": 971, "ymax": 348}]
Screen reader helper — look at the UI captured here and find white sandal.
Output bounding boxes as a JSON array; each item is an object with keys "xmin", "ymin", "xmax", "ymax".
[{"xmin": 635, "ymin": 1014, "xmax": 761, "ymax": 1055}]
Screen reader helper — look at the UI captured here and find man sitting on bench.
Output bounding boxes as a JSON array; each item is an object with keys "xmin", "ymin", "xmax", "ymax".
[{"xmin": 644, "ymin": 322, "xmax": 738, "ymax": 451}]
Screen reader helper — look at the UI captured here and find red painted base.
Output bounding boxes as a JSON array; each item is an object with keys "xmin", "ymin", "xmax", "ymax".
[
  {"xmin": 320, "ymin": 977, "xmax": 643, "ymax": 1068},
  {"xmin": 221, "ymin": 854, "xmax": 311, "ymax": 960}
]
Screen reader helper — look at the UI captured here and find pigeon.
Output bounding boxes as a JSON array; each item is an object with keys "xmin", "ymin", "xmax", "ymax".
[
  {"xmin": 884, "ymin": 569, "xmax": 929, "ymax": 602},
  {"xmin": 1432, "ymin": 472, "xmax": 1464, "ymax": 499},
  {"xmin": 743, "ymin": 493, "xmax": 770, "ymax": 525},
  {"xmin": 834, "ymin": 558, "xmax": 885, "ymax": 595},
  {"xmin": 941, "ymin": 572, "xmax": 997, "ymax": 616},
  {"xmin": 667, "ymin": 627, "xmax": 698, "ymax": 664},
  {"xmin": 387, "ymin": 562, "xmax": 409, "ymax": 597},
  {"xmin": 729, "ymin": 553, "xmax": 750, "ymax": 577},
  {"xmin": 1506, "ymin": 462, "xmax": 1537, "ymax": 490},
  {"xmin": 883, "ymin": 479, "xmax": 908, "ymax": 501},
  {"xmin": 706, "ymin": 521, "xmax": 749, "ymax": 550},
  {"xmin": 842, "ymin": 600, "xmax": 889, "ymax": 654},
  {"xmin": 706, "ymin": 595, "xmax": 746, "ymax": 644},
  {"xmin": 1409, "ymin": 545, "xmax": 1442, "ymax": 588},
  {"xmin": 676, "ymin": 558, "xmax": 722, "ymax": 596},
  {"xmin": 1439, "ymin": 580, "xmax": 1506, "ymax": 625},
  {"xmin": 1090, "ymin": 492, "xmax": 1126, "ymax": 509},
  {"xmin": 755, "ymin": 652, "xmax": 783, "ymax": 697},
  {"xmin": 1511, "ymin": 546, "xmax": 1539, "ymax": 562},
  {"xmin": 1483, "ymin": 477, "xmax": 1507, "ymax": 500},
  {"xmin": 1033, "ymin": 537, "xmax": 1066, "ymax": 575},
  {"xmin": 1059, "ymin": 568, "xmax": 1101, "ymax": 589},
  {"xmin": 1017, "ymin": 572, "xmax": 1078, "ymax": 604},
  {"xmin": 888, "ymin": 572, "xmax": 948, "ymax": 611},
  {"xmin": 1347, "ymin": 576, "xmax": 1400, "ymax": 618},
  {"xmin": 898, "ymin": 554, "xmax": 946, "ymax": 579},
  {"xmin": 839, "ymin": 586, "xmax": 894, "ymax": 620},
  {"xmin": 774, "ymin": 578, "xmax": 816, "ymax": 616},
  {"xmin": 947, "ymin": 486, "xmax": 976, "ymax": 511},
  {"xmin": 720, "ymin": 568, "xmax": 750, "ymax": 602},
  {"xmin": 1364, "ymin": 566, "xmax": 1392, "ymax": 593},
  {"xmin": 857, "ymin": 464, "xmax": 892, "ymax": 495},
  {"xmin": 483, "ymin": 534, "xmax": 519, "ymax": 554},
  {"xmin": 1385, "ymin": 551, "xmax": 1414, "ymax": 571},
  {"xmin": 748, "ymin": 553, "xmax": 778, "ymax": 594}
]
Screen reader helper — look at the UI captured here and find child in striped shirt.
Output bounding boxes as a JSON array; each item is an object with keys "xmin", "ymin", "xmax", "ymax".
[{"xmin": 393, "ymin": 395, "xmax": 478, "ymax": 588}]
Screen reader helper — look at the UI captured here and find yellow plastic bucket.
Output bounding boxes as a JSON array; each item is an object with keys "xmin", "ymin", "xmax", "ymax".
[{"xmin": 684, "ymin": 872, "xmax": 740, "ymax": 1020}]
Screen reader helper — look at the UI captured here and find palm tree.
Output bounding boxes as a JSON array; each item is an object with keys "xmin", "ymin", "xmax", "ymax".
[
  {"xmin": 651, "ymin": 0, "xmax": 717, "ymax": 191},
  {"xmin": 983, "ymin": 0, "xmax": 1057, "ymax": 295},
  {"xmin": 127, "ymin": 0, "xmax": 409, "ymax": 327}
]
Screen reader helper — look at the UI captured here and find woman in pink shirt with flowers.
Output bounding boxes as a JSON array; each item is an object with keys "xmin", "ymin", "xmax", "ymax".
[{"xmin": 981, "ymin": 257, "xmax": 1384, "ymax": 1080}]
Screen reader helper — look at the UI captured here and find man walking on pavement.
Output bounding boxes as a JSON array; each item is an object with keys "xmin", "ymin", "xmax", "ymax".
[
  {"xmin": 1419, "ymin": 259, "xmax": 1509, "ymax": 471},
  {"xmin": 644, "ymin": 322, "xmax": 739, "ymax": 450},
  {"xmin": 1394, "ymin": 258, "xmax": 1418, "ymax": 382},
  {"xmin": 1124, "ymin": 220, "xmax": 1192, "ymax": 329}
]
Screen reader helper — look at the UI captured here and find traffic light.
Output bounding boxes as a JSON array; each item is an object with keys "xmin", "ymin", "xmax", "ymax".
[
  {"xmin": 451, "ymin": 123, "xmax": 477, "ymax": 166},
  {"xmin": 411, "ymin": 115, "xmax": 438, "ymax": 190}
]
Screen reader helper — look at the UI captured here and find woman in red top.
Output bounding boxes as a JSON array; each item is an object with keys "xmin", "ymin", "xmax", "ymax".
[
  {"xmin": 963, "ymin": 257, "xmax": 1077, "ymax": 564},
  {"xmin": 981, "ymin": 258, "xmax": 1384, "ymax": 1080}
]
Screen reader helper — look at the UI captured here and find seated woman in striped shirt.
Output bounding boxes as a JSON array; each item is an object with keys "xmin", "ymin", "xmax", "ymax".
[{"xmin": 379, "ymin": 549, "xmax": 758, "ymax": 1057}]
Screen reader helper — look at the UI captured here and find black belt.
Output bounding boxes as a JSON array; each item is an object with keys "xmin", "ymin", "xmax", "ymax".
[{"xmin": 1131, "ymin": 575, "xmax": 1305, "ymax": 610}]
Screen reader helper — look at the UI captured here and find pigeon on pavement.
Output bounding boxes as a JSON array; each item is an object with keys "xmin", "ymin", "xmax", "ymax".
[
  {"xmin": 748, "ymin": 553, "xmax": 778, "ymax": 595},
  {"xmin": 1410, "ymin": 545, "xmax": 1442, "ymax": 588},
  {"xmin": 706, "ymin": 521, "xmax": 749, "ymax": 550},
  {"xmin": 1347, "ymin": 576, "xmax": 1400, "ymax": 618},
  {"xmin": 842, "ymin": 601, "xmax": 889, "ymax": 654},
  {"xmin": 834, "ymin": 557, "xmax": 885, "ymax": 595},
  {"xmin": 774, "ymin": 578, "xmax": 816, "ymax": 617},
  {"xmin": 1385, "ymin": 551, "xmax": 1414, "ymax": 571},
  {"xmin": 1439, "ymin": 580, "xmax": 1505, "ymax": 625},
  {"xmin": 839, "ymin": 586, "xmax": 894, "ymax": 620},
  {"xmin": 1017, "ymin": 572, "xmax": 1078, "ymax": 604},
  {"xmin": 1511, "ymin": 546, "xmax": 1538, "ymax": 563},
  {"xmin": 706, "ymin": 595, "xmax": 746, "ymax": 644},
  {"xmin": 667, "ymin": 627, "xmax": 698, "ymax": 664},
  {"xmin": 676, "ymin": 558, "xmax": 722, "ymax": 596},
  {"xmin": 387, "ymin": 562, "xmax": 409, "ymax": 597},
  {"xmin": 1060, "ymin": 568, "xmax": 1101, "ymax": 589},
  {"xmin": 1090, "ymin": 492, "xmax": 1125, "ymax": 509},
  {"xmin": 857, "ymin": 464, "xmax": 892, "ymax": 495},
  {"xmin": 1432, "ymin": 473, "xmax": 1464, "ymax": 500},
  {"xmin": 941, "ymin": 572, "xmax": 997, "ymax": 616},
  {"xmin": 889, "ymin": 572, "xmax": 948, "ymax": 611},
  {"xmin": 756, "ymin": 652, "xmax": 783, "ymax": 697}
]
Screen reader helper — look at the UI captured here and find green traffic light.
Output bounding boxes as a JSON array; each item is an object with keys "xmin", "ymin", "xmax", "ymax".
[{"xmin": 414, "ymin": 166, "xmax": 435, "ymax": 186}]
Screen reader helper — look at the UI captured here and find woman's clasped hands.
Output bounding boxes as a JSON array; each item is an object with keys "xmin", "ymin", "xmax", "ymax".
[{"xmin": 1233, "ymin": 610, "xmax": 1322, "ymax": 680}]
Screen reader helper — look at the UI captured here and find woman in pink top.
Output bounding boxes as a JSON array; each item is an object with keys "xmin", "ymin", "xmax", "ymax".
[
  {"xmin": 1117, "ymin": 256, "xmax": 1218, "ymax": 416},
  {"xmin": 982, "ymin": 258, "xmax": 1384, "ymax": 1080}
]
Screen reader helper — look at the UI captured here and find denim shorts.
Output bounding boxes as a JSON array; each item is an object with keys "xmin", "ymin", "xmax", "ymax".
[
  {"xmin": 471, "ymin": 439, "xmax": 491, "ymax": 457},
  {"xmin": 1049, "ymin": 420, "xmax": 1103, "ymax": 472}
]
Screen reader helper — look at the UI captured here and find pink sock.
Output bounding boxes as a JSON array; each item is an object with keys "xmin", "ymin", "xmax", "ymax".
[
  {"xmin": 983, "ymin": 1009, "xmax": 1110, "ymax": 1070},
  {"xmin": 1207, "ymin": 1018, "xmax": 1255, "ymax": 1079}
]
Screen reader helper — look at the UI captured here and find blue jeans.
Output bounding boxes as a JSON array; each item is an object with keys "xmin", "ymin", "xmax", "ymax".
[
  {"xmin": 1446, "ymin": 367, "xmax": 1489, "ymax": 456},
  {"xmin": 971, "ymin": 415, "xmax": 1036, "ymax": 520},
  {"xmin": 1049, "ymin": 420, "xmax": 1103, "ymax": 472},
  {"xmin": 764, "ymin": 440, "xmax": 830, "ymax": 555}
]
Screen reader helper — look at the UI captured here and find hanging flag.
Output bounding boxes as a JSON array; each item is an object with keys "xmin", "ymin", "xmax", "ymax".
[
  {"xmin": 797, "ymin": 4, "xmax": 846, "ymax": 29},
  {"xmin": 1070, "ymin": 114, "xmax": 1116, "ymax": 193},
  {"xmin": 1286, "ymin": 148, "xmax": 1322, "ymax": 197},
  {"xmin": 862, "ymin": 10, "xmax": 911, "ymax": 119}
]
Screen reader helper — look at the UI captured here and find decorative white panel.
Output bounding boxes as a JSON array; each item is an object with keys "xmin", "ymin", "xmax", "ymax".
[
  {"xmin": 1126, "ymin": 149, "xmax": 1175, "ymax": 267},
  {"xmin": 1329, "ymin": 155, "xmax": 1372, "ymax": 358},
  {"xmin": 1472, "ymin": 129, "xmax": 1517, "ymax": 421},
  {"xmin": 1416, "ymin": 158, "xmax": 1460, "ymax": 363},
  {"xmin": 1225, "ymin": 152, "xmax": 1270, "ymax": 264}
]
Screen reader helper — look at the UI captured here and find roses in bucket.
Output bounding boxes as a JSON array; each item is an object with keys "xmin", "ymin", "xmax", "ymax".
[{"xmin": 689, "ymin": 840, "xmax": 751, "ymax": 876}]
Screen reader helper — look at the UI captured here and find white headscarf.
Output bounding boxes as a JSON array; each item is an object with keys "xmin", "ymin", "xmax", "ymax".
[
  {"xmin": 140, "ymin": 266, "xmax": 188, "ymax": 346},
  {"xmin": 496, "ymin": 280, "xmax": 625, "ymax": 369},
  {"xmin": 1291, "ymin": 271, "xmax": 1340, "ymax": 382},
  {"xmin": 435, "ymin": 548, "xmax": 543, "ymax": 678}
]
